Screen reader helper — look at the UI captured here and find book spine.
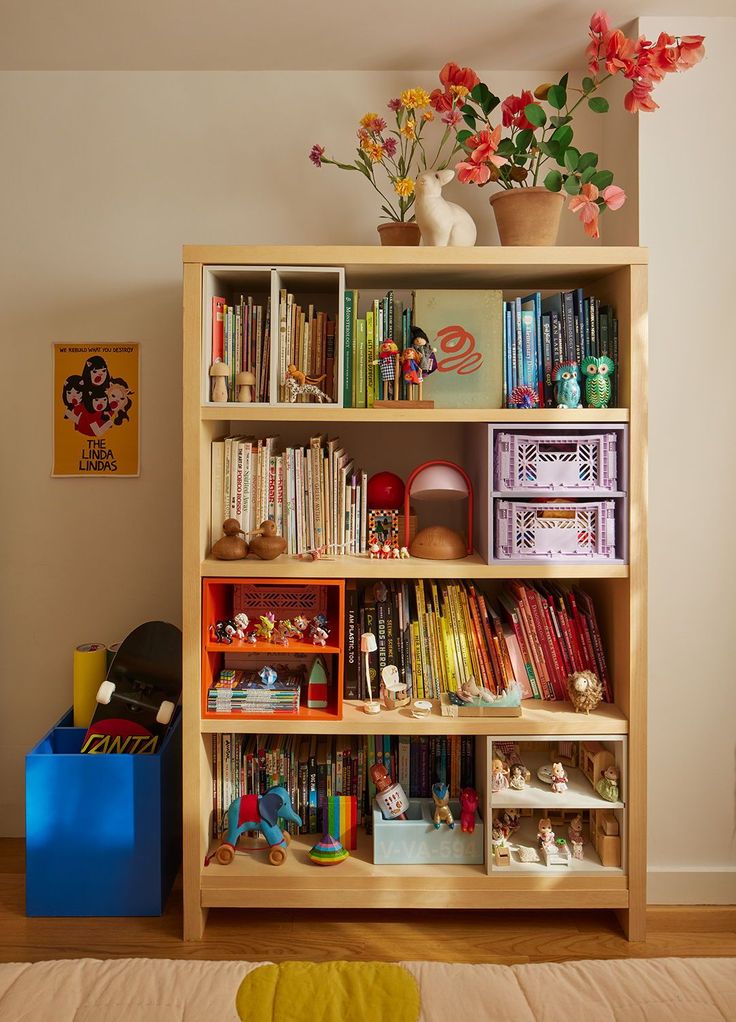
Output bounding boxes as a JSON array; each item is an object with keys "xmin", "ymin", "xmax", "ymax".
[
  {"xmin": 355, "ymin": 318, "xmax": 367, "ymax": 409},
  {"xmin": 211, "ymin": 297, "xmax": 225, "ymax": 366},
  {"xmin": 343, "ymin": 290, "xmax": 353, "ymax": 408},
  {"xmin": 514, "ymin": 297, "xmax": 524, "ymax": 386},
  {"xmin": 366, "ymin": 310, "xmax": 375, "ymax": 408},
  {"xmin": 573, "ymin": 288, "xmax": 584, "ymax": 368},
  {"xmin": 525, "ymin": 585, "xmax": 557, "ymax": 700},
  {"xmin": 562, "ymin": 291, "xmax": 576, "ymax": 365},
  {"xmin": 541, "ymin": 313, "xmax": 553, "ymax": 407},
  {"xmin": 344, "ymin": 582, "xmax": 359, "ymax": 700},
  {"xmin": 210, "ymin": 441, "xmax": 224, "ymax": 549}
]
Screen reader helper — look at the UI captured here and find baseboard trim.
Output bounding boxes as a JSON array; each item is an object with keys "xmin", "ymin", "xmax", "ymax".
[{"xmin": 647, "ymin": 867, "xmax": 736, "ymax": 905}]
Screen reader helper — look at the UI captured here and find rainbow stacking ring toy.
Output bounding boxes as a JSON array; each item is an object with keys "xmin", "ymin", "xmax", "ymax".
[{"xmin": 308, "ymin": 833, "xmax": 349, "ymax": 866}]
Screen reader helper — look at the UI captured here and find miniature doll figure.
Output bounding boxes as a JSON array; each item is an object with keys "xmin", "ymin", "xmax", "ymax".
[
  {"xmin": 412, "ymin": 326, "xmax": 438, "ymax": 377},
  {"xmin": 596, "ymin": 764, "xmax": 620, "ymax": 802},
  {"xmin": 293, "ymin": 615, "xmax": 309, "ymax": 635},
  {"xmin": 459, "ymin": 788, "xmax": 479, "ymax": 833},
  {"xmin": 232, "ymin": 613, "xmax": 249, "ymax": 639},
  {"xmin": 254, "ymin": 613, "xmax": 276, "ymax": 642},
  {"xmin": 508, "ymin": 763, "xmax": 527, "ymax": 791},
  {"xmin": 431, "ymin": 782, "xmax": 454, "ymax": 829},
  {"xmin": 568, "ymin": 814, "xmax": 585, "ymax": 860},
  {"xmin": 380, "ymin": 542, "xmax": 392, "ymax": 559},
  {"xmin": 501, "ymin": 809, "xmax": 521, "ymax": 835},
  {"xmin": 401, "ymin": 346, "xmax": 422, "ymax": 386},
  {"xmin": 210, "ymin": 620, "xmax": 232, "ymax": 644},
  {"xmin": 537, "ymin": 817, "xmax": 556, "ymax": 853},
  {"xmin": 491, "ymin": 757, "xmax": 510, "ymax": 794},
  {"xmin": 550, "ymin": 761, "xmax": 569, "ymax": 794},
  {"xmin": 311, "ymin": 626, "xmax": 328, "ymax": 647},
  {"xmin": 491, "ymin": 824, "xmax": 511, "ymax": 866},
  {"xmin": 375, "ymin": 338, "xmax": 399, "ymax": 399},
  {"xmin": 391, "ymin": 546, "xmax": 401, "ymax": 558},
  {"xmin": 370, "ymin": 762, "xmax": 408, "ymax": 820}
]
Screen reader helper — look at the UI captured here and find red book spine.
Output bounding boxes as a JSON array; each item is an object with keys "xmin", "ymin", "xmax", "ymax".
[
  {"xmin": 545, "ymin": 591, "xmax": 572, "ymax": 677},
  {"xmin": 212, "ymin": 296, "xmax": 225, "ymax": 364},
  {"xmin": 558, "ymin": 596, "xmax": 584, "ymax": 672},
  {"xmin": 514, "ymin": 584, "xmax": 552, "ymax": 700},
  {"xmin": 524, "ymin": 585, "xmax": 557, "ymax": 700},
  {"xmin": 532, "ymin": 586, "xmax": 565, "ymax": 700},
  {"xmin": 476, "ymin": 591, "xmax": 502, "ymax": 691},
  {"xmin": 506, "ymin": 597, "xmax": 541, "ymax": 699}
]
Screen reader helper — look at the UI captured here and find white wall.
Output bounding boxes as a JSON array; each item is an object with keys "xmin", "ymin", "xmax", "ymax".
[
  {"xmin": 0, "ymin": 69, "xmax": 598, "ymax": 836},
  {"xmin": 637, "ymin": 17, "xmax": 736, "ymax": 903}
]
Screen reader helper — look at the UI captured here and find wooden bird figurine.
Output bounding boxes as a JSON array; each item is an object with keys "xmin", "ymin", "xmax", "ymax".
[
  {"xmin": 247, "ymin": 520, "xmax": 287, "ymax": 560},
  {"xmin": 210, "ymin": 519, "xmax": 248, "ymax": 560}
]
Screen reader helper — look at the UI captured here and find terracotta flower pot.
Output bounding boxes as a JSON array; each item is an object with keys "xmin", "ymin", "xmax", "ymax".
[
  {"xmin": 489, "ymin": 187, "xmax": 564, "ymax": 246},
  {"xmin": 377, "ymin": 222, "xmax": 421, "ymax": 246}
]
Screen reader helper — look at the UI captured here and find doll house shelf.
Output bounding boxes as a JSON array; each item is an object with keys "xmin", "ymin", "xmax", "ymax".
[{"xmin": 183, "ymin": 245, "xmax": 648, "ymax": 941}]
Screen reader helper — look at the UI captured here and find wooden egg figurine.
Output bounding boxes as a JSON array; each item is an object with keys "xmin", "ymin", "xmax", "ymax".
[
  {"xmin": 210, "ymin": 519, "xmax": 248, "ymax": 560},
  {"xmin": 210, "ymin": 361, "xmax": 230, "ymax": 402},
  {"xmin": 248, "ymin": 520, "xmax": 287, "ymax": 560}
]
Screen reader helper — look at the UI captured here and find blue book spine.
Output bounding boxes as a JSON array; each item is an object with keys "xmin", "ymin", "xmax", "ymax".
[
  {"xmin": 521, "ymin": 310, "xmax": 537, "ymax": 395},
  {"xmin": 343, "ymin": 290, "xmax": 353, "ymax": 408},
  {"xmin": 583, "ymin": 297, "xmax": 591, "ymax": 361},
  {"xmin": 534, "ymin": 292, "xmax": 543, "ymax": 405},
  {"xmin": 514, "ymin": 297, "xmax": 524, "ymax": 387}
]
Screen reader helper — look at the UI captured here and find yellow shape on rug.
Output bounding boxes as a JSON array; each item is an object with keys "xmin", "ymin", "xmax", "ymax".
[{"xmin": 236, "ymin": 961, "xmax": 420, "ymax": 1021}]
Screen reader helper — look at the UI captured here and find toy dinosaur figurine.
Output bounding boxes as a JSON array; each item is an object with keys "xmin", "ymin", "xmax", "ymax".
[{"xmin": 431, "ymin": 782, "xmax": 454, "ymax": 829}]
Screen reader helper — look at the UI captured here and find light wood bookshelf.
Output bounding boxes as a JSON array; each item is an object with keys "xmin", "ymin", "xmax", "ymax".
[{"xmin": 182, "ymin": 245, "xmax": 647, "ymax": 941}]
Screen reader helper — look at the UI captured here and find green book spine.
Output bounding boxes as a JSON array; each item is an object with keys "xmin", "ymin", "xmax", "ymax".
[
  {"xmin": 366, "ymin": 310, "xmax": 375, "ymax": 408},
  {"xmin": 355, "ymin": 318, "xmax": 367, "ymax": 409},
  {"xmin": 343, "ymin": 290, "xmax": 353, "ymax": 408}
]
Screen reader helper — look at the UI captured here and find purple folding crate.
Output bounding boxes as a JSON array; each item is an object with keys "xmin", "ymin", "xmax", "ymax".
[
  {"xmin": 495, "ymin": 431, "xmax": 618, "ymax": 492},
  {"xmin": 495, "ymin": 500, "xmax": 617, "ymax": 560}
]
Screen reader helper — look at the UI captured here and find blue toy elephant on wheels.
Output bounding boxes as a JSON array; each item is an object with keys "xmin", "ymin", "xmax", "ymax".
[{"xmin": 215, "ymin": 786, "xmax": 302, "ymax": 866}]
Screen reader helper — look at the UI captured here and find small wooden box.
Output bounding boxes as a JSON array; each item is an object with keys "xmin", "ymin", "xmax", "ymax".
[
  {"xmin": 440, "ymin": 692, "xmax": 521, "ymax": 718},
  {"xmin": 599, "ymin": 811, "xmax": 619, "ymax": 836},
  {"xmin": 596, "ymin": 833, "xmax": 621, "ymax": 868}
]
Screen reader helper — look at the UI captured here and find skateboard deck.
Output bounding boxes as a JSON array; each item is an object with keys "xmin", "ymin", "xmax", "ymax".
[{"xmin": 81, "ymin": 621, "xmax": 182, "ymax": 754}]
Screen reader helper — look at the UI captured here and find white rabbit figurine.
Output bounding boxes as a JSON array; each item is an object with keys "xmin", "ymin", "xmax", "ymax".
[{"xmin": 414, "ymin": 169, "xmax": 477, "ymax": 247}]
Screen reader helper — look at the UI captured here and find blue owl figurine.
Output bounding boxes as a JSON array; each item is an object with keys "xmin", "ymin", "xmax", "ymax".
[
  {"xmin": 553, "ymin": 361, "xmax": 582, "ymax": 409},
  {"xmin": 581, "ymin": 355, "xmax": 615, "ymax": 408}
]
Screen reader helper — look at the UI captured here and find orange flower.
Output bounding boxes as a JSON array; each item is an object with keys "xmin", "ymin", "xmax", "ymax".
[
  {"xmin": 400, "ymin": 118, "xmax": 417, "ymax": 140},
  {"xmin": 589, "ymin": 10, "xmax": 611, "ymax": 35},
  {"xmin": 467, "ymin": 125, "xmax": 508, "ymax": 168},
  {"xmin": 569, "ymin": 183, "xmax": 601, "ymax": 239},
  {"xmin": 605, "ymin": 29, "xmax": 636, "ymax": 75},
  {"xmin": 430, "ymin": 87, "xmax": 454, "ymax": 113},
  {"xmin": 456, "ymin": 160, "xmax": 491, "ymax": 184},
  {"xmin": 364, "ymin": 141, "xmax": 384, "ymax": 162},
  {"xmin": 623, "ymin": 79, "xmax": 659, "ymax": 112},
  {"xmin": 439, "ymin": 62, "xmax": 480, "ymax": 94},
  {"xmin": 501, "ymin": 91, "xmax": 535, "ymax": 130},
  {"xmin": 601, "ymin": 184, "xmax": 626, "ymax": 210},
  {"xmin": 422, "ymin": 109, "xmax": 434, "ymax": 122}
]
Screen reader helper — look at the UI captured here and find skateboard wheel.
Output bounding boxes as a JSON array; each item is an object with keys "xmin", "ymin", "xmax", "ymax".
[
  {"xmin": 268, "ymin": 845, "xmax": 287, "ymax": 866},
  {"xmin": 156, "ymin": 700, "xmax": 176, "ymax": 725},
  {"xmin": 215, "ymin": 844, "xmax": 235, "ymax": 866},
  {"xmin": 96, "ymin": 680, "xmax": 116, "ymax": 705}
]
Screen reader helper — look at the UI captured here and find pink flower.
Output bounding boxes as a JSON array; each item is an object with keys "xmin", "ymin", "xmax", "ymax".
[
  {"xmin": 623, "ymin": 79, "xmax": 659, "ymax": 112},
  {"xmin": 363, "ymin": 115, "xmax": 387, "ymax": 133},
  {"xmin": 456, "ymin": 160, "xmax": 491, "ymax": 184},
  {"xmin": 601, "ymin": 184, "xmax": 626, "ymax": 210},
  {"xmin": 501, "ymin": 90, "xmax": 535, "ymax": 130},
  {"xmin": 568, "ymin": 183, "xmax": 601, "ymax": 239},
  {"xmin": 309, "ymin": 144, "xmax": 325, "ymax": 167},
  {"xmin": 589, "ymin": 10, "xmax": 611, "ymax": 36},
  {"xmin": 441, "ymin": 107, "xmax": 463, "ymax": 127},
  {"xmin": 430, "ymin": 88, "xmax": 454, "ymax": 113},
  {"xmin": 467, "ymin": 125, "xmax": 508, "ymax": 168},
  {"xmin": 675, "ymin": 35, "xmax": 706, "ymax": 69},
  {"xmin": 650, "ymin": 31, "xmax": 705, "ymax": 73},
  {"xmin": 387, "ymin": 98, "xmax": 401, "ymax": 111},
  {"xmin": 383, "ymin": 135, "xmax": 398, "ymax": 158}
]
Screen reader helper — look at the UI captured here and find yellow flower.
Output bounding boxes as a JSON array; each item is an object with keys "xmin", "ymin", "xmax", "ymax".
[
  {"xmin": 360, "ymin": 111, "xmax": 380, "ymax": 128},
  {"xmin": 365, "ymin": 141, "xmax": 384, "ymax": 162},
  {"xmin": 394, "ymin": 177, "xmax": 415, "ymax": 197},
  {"xmin": 400, "ymin": 88, "xmax": 430, "ymax": 110},
  {"xmin": 400, "ymin": 118, "xmax": 417, "ymax": 140},
  {"xmin": 450, "ymin": 84, "xmax": 470, "ymax": 100},
  {"xmin": 422, "ymin": 109, "xmax": 434, "ymax": 122}
]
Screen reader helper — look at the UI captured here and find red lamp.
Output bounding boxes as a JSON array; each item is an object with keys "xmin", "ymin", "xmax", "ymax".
[{"xmin": 403, "ymin": 460, "xmax": 473, "ymax": 559}]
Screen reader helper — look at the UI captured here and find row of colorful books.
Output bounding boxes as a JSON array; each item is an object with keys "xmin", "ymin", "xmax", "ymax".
[
  {"xmin": 211, "ymin": 294, "xmax": 271, "ymax": 402},
  {"xmin": 211, "ymin": 732, "xmax": 476, "ymax": 838},
  {"xmin": 343, "ymin": 288, "xmax": 413, "ymax": 408},
  {"xmin": 504, "ymin": 291, "xmax": 619, "ymax": 409},
  {"xmin": 345, "ymin": 579, "xmax": 611, "ymax": 703},
  {"xmin": 207, "ymin": 669, "xmax": 301, "ymax": 714},
  {"xmin": 276, "ymin": 289, "xmax": 337, "ymax": 402},
  {"xmin": 210, "ymin": 434, "xmax": 368, "ymax": 555}
]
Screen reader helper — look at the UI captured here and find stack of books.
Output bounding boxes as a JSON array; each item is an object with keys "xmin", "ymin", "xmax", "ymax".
[
  {"xmin": 276, "ymin": 290, "xmax": 336, "ymax": 402},
  {"xmin": 211, "ymin": 294, "xmax": 271, "ymax": 402},
  {"xmin": 207, "ymin": 670, "xmax": 301, "ymax": 715}
]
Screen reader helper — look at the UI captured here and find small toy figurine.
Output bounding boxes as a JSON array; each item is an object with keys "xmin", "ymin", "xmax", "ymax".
[
  {"xmin": 236, "ymin": 370, "xmax": 256, "ymax": 403},
  {"xmin": 254, "ymin": 613, "xmax": 276, "ymax": 642},
  {"xmin": 458, "ymin": 676, "xmax": 494, "ymax": 703},
  {"xmin": 568, "ymin": 814, "xmax": 585, "ymax": 859},
  {"xmin": 210, "ymin": 519, "xmax": 248, "ymax": 560},
  {"xmin": 380, "ymin": 542, "xmax": 392, "ymax": 559},
  {"xmin": 537, "ymin": 817, "xmax": 556, "ymax": 852},
  {"xmin": 501, "ymin": 808, "xmax": 521, "ymax": 835},
  {"xmin": 293, "ymin": 615, "xmax": 309, "ymax": 635},
  {"xmin": 431, "ymin": 782, "xmax": 454, "ymax": 829},
  {"xmin": 581, "ymin": 355, "xmax": 615, "ymax": 408},
  {"xmin": 401, "ymin": 346, "xmax": 422, "ymax": 387},
  {"xmin": 459, "ymin": 787, "xmax": 479, "ymax": 833},
  {"xmin": 508, "ymin": 763, "xmax": 527, "ymax": 791},
  {"xmin": 210, "ymin": 785, "xmax": 302, "ymax": 867},
  {"xmin": 491, "ymin": 824, "xmax": 510, "ymax": 866},
  {"xmin": 567, "ymin": 669, "xmax": 603, "ymax": 714},
  {"xmin": 232, "ymin": 613, "xmax": 249, "ymax": 639},
  {"xmin": 550, "ymin": 762, "xmax": 569, "ymax": 794},
  {"xmin": 391, "ymin": 546, "xmax": 400, "ymax": 558},
  {"xmin": 491, "ymin": 757, "xmax": 510, "ymax": 794},
  {"xmin": 412, "ymin": 326, "xmax": 438, "ymax": 377},
  {"xmin": 209, "ymin": 361, "xmax": 230, "ymax": 402},
  {"xmin": 375, "ymin": 338, "xmax": 400, "ymax": 400},
  {"xmin": 553, "ymin": 361, "xmax": 582, "ymax": 409},
  {"xmin": 596, "ymin": 764, "xmax": 620, "ymax": 803},
  {"xmin": 258, "ymin": 665, "xmax": 278, "ymax": 688},
  {"xmin": 399, "ymin": 546, "xmax": 410, "ymax": 559},
  {"xmin": 308, "ymin": 832, "xmax": 349, "ymax": 866},
  {"xmin": 210, "ymin": 620, "xmax": 233, "ymax": 644},
  {"xmin": 370, "ymin": 762, "xmax": 408, "ymax": 820},
  {"xmin": 247, "ymin": 520, "xmax": 287, "ymax": 560},
  {"xmin": 311, "ymin": 626, "xmax": 328, "ymax": 647},
  {"xmin": 368, "ymin": 542, "xmax": 381, "ymax": 558},
  {"xmin": 509, "ymin": 384, "xmax": 539, "ymax": 409},
  {"xmin": 283, "ymin": 365, "xmax": 332, "ymax": 404}
]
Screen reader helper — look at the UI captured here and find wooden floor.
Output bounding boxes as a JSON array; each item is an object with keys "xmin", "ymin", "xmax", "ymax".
[{"xmin": 3, "ymin": 840, "xmax": 734, "ymax": 964}]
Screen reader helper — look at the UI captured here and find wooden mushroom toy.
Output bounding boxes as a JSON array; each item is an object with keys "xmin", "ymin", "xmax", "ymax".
[
  {"xmin": 209, "ymin": 361, "xmax": 230, "ymax": 402},
  {"xmin": 247, "ymin": 520, "xmax": 287, "ymax": 560},
  {"xmin": 210, "ymin": 519, "xmax": 248, "ymax": 560},
  {"xmin": 236, "ymin": 370, "xmax": 256, "ymax": 403}
]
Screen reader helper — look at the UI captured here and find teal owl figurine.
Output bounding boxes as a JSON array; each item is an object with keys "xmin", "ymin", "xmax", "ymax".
[
  {"xmin": 581, "ymin": 355, "xmax": 615, "ymax": 408},
  {"xmin": 553, "ymin": 361, "xmax": 582, "ymax": 409}
]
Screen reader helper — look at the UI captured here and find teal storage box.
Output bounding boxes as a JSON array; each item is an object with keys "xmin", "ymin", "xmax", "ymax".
[
  {"xmin": 372, "ymin": 798, "xmax": 483, "ymax": 865},
  {"xmin": 25, "ymin": 708, "xmax": 182, "ymax": 916}
]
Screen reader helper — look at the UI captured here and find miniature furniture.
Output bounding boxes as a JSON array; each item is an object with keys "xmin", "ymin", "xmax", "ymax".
[
  {"xmin": 590, "ymin": 808, "xmax": 622, "ymax": 868},
  {"xmin": 580, "ymin": 741, "xmax": 615, "ymax": 789},
  {"xmin": 182, "ymin": 246, "xmax": 647, "ymax": 941}
]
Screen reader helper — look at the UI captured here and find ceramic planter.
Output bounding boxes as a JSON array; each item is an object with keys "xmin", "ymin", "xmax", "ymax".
[
  {"xmin": 377, "ymin": 222, "xmax": 421, "ymax": 246},
  {"xmin": 489, "ymin": 187, "xmax": 564, "ymax": 246}
]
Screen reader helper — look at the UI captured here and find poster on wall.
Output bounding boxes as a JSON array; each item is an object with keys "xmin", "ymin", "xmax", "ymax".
[{"xmin": 53, "ymin": 343, "xmax": 140, "ymax": 477}]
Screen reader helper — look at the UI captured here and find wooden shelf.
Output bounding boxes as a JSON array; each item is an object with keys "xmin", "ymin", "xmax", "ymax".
[
  {"xmin": 200, "ymin": 698, "xmax": 628, "ymax": 735},
  {"xmin": 200, "ymin": 829, "xmax": 627, "ymax": 909},
  {"xmin": 490, "ymin": 746, "xmax": 625, "ymax": 811},
  {"xmin": 201, "ymin": 554, "xmax": 629, "ymax": 580},
  {"xmin": 490, "ymin": 817, "xmax": 624, "ymax": 877},
  {"xmin": 204, "ymin": 638, "xmax": 340, "ymax": 655},
  {"xmin": 201, "ymin": 405, "xmax": 630, "ymax": 424}
]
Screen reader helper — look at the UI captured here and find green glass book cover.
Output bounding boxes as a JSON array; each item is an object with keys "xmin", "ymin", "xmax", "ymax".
[{"xmin": 412, "ymin": 289, "xmax": 503, "ymax": 408}]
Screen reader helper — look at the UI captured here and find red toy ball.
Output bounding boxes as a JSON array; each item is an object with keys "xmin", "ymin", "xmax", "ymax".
[{"xmin": 367, "ymin": 471, "xmax": 405, "ymax": 510}]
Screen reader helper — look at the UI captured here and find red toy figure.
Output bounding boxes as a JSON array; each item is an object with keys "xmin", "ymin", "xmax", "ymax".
[
  {"xmin": 459, "ymin": 787, "xmax": 479, "ymax": 833},
  {"xmin": 370, "ymin": 762, "xmax": 408, "ymax": 820}
]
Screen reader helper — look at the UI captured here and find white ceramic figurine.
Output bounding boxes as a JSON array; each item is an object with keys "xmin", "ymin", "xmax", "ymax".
[{"xmin": 414, "ymin": 169, "xmax": 477, "ymax": 247}]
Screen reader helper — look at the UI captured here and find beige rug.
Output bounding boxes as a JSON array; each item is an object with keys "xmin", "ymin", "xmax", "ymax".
[{"xmin": 0, "ymin": 956, "xmax": 734, "ymax": 1020}]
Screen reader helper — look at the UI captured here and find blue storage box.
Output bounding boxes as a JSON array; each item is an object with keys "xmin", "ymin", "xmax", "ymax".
[
  {"xmin": 372, "ymin": 798, "xmax": 483, "ymax": 865},
  {"xmin": 26, "ymin": 708, "xmax": 182, "ymax": 916}
]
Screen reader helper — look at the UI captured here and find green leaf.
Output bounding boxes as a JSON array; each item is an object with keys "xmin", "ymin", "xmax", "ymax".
[
  {"xmin": 559, "ymin": 72, "xmax": 569, "ymax": 90},
  {"xmin": 580, "ymin": 166, "xmax": 597, "ymax": 184},
  {"xmin": 456, "ymin": 129, "xmax": 473, "ymax": 148},
  {"xmin": 564, "ymin": 147, "xmax": 580, "ymax": 172},
  {"xmin": 591, "ymin": 169, "xmax": 614, "ymax": 188},
  {"xmin": 524, "ymin": 102, "xmax": 546, "ymax": 127},
  {"xmin": 496, "ymin": 138, "xmax": 515, "ymax": 156},
  {"xmin": 544, "ymin": 170, "xmax": 563, "ymax": 192},
  {"xmin": 380, "ymin": 205, "xmax": 396, "ymax": 218},
  {"xmin": 462, "ymin": 111, "xmax": 477, "ymax": 129},
  {"xmin": 564, "ymin": 176, "xmax": 581, "ymax": 195},
  {"xmin": 550, "ymin": 115, "xmax": 572, "ymax": 128},
  {"xmin": 551, "ymin": 124, "xmax": 573, "ymax": 149},
  {"xmin": 547, "ymin": 85, "xmax": 567, "ymax": 110},
  {"xmin": 470, "ymin": 83, "xmax": 501, "ymax": 116},
  {"xmin": 582, "ymin": 76, "xmax": 595, "ymax": 94},
  {"xmin": 588, "ymin": 96, "xmax": 610, "ymax": 113},
  {"xmin": 539, "ymin": 139, "xmax": 560, "ymax": 159},
  {"xmin": 515, "ymin": 129, "xmax": 534, "ymax": 151},
  {"xmin": 578, "ymin": 151, "xmax": 598, "ymax": 171}
]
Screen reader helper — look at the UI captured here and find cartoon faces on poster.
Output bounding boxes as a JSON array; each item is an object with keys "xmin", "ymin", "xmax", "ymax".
[{"xmin": 61, "ymin": 356, "xmax": 134, "ymax": 439}]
